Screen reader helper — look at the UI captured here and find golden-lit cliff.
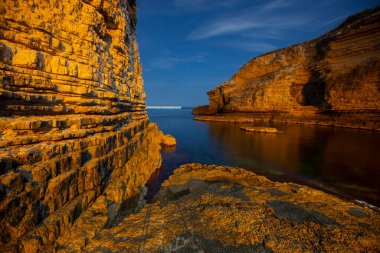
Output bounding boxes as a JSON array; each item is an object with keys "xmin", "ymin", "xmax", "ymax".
[
  {"xmin": 194, "ymin": 8, "xmax": 380, "ymax": 129},
  {"xmin": 0, "ymin": 0, "xmax": 164, "ymax": 251}
]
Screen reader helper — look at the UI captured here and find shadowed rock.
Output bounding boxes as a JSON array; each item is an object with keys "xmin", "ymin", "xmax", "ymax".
[
  {"xmin": 261, "ymin": 188, "xmax": 288, "ymax": 197},
  {"xmin": 166, "ymin": 232, "xmax": 273, "ymax": 253},
  {"xmin": 347, "ymin": 207, "xmax": 370, "ymax": 218},
  {"xmin": 267, "ymin": 200, "xmax": 339, "ymax": 226}
]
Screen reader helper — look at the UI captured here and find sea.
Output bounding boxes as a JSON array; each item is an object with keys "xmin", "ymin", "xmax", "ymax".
[{"xmin": 146, "ymin": 107, "xmax": 380, "ymax": 207}]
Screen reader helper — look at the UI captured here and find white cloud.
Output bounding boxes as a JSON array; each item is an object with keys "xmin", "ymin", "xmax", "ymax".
[
  {"xmin": 172, "ymin": 0, "xmax": 246, "ymax": 10},
  {"xmin": 226, "ymin": 41, "xmax": 277, "ymax": 52},
  {"xmin": 186, "ymin": 0, "xmax": 330, "ymax": 41},
  {"xmin": 140, "ymin": 0, "xmax": 248, "ymax": 16},
  {"xmin": 188, "ymin": 15, "xmax": 312, "ymax": 40},
  {"xmin": 261, "ymin": 0, "xmax": 292, "ymax": 10},
  {"xmin": 316, "ymin": 15, "xmax": 346, "ymax": 29},
  {"xmin": 189, "ymin": 19, "xmax": 261, "ymax": 40},
  {"xmin": 147, "ymin": 53, "xmax": 207, "ymax": 70}
]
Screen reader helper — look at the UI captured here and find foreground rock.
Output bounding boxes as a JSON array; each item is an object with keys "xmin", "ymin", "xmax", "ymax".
[
  {"xmin": 73, "ymin": 164, "xmax": 380, "ymax": 252},
  {"xmin": 240, "ymin": 126, "xmax": 283, "ymax": 134},
  {"xmin": 193, "ymin": 8, "xmax": 380, "ymax": 130}
]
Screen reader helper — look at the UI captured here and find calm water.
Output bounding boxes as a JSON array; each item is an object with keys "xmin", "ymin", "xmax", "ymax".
[{"xmin": 146, "ymin": 108, "xmax": 380, "ymax": 206}]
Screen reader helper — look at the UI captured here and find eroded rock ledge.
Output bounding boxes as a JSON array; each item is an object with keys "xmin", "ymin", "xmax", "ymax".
[
  {"xmin": 193, "ymin": 7, "xmax": 380, "ymax": 130},
  {"xmin": 66, "ymin": 163, "xmax": 380, "ymax": 252}
]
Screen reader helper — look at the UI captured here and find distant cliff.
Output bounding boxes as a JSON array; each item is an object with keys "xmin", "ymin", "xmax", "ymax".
[
  {"xmin": 0, "ymin": 0, "xmax": 164, "ymax": 252},
  {"xmin": 194, "ymin": 8, "xmax": 380, "ymax": 129}
]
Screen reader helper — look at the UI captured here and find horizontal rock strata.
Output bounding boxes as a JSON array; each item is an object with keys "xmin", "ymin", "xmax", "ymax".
[
  {"xmin": 0, "ymin": 0, "xmax": 165, "ymax": 252},
  {"xmin": 194, "ymin": 8, "xmax": 380, "ymax": 129},
  {"xmin": 67, "ymin": 163, "xmax": 380, "ymax": 252}
]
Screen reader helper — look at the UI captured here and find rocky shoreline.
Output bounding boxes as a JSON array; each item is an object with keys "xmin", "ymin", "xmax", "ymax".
[
  {"xmin": 194, "ymin": 113, "xmax": 380, "ymax": 131},
  {"xmin": 59, "ymin": 163, "xmax": 380, "ymax": 252}
]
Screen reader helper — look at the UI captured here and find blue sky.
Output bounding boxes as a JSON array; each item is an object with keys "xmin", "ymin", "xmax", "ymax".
[{"xmin": 137, "ymin": 0, "xmax": 379, "ymax": 107}]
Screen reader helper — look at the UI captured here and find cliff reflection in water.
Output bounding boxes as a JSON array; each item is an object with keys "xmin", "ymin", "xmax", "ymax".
[{"xmin": 148, "ymin": 108, "xmax": 380, "ymax": 206}]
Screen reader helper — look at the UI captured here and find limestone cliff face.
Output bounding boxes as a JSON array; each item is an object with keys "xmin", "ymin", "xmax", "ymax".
[
  {"xmin": 196, "ymin": 8, "xmax": 380, "ymax": 117},
  {"xmin": 0, "ymin": 0, "xmax": 163, "ymax": 251}
]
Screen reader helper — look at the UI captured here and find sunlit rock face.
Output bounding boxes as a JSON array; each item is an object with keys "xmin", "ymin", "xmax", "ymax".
[
  {"xmin": 195, "ymin": 8, "xmax": 380, "ymax": 124},
  {"xmin": 71, "ymin": 164, "xmax": 380, "ymax": 252},
  {"xmin": 0, "ymin": 0, "xmax": 163, "ymax": 251}
]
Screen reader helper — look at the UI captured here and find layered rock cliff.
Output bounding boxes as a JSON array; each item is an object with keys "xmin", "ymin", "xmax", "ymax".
[
  {"xmin": 0, "ymin": 0, "xmax": 164, "ymax": 251},
  {"xmin": 194, "ymin": 8, "xmax": 380, "ymax": 129}
]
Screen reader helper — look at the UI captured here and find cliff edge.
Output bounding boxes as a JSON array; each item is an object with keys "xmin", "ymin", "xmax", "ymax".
[{"xmin": 194, "ymin": 7, "xmax": 380, "ymax": 129}]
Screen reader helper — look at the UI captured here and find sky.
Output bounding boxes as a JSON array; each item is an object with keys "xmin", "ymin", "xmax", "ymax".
[{"xmin": 137, "ymin": 0, "xmax": 380, "ymax": 107}]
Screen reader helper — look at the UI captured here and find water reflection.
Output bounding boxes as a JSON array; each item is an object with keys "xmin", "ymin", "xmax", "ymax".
[{"xmin": 148, "ymin": 109, "xmax": 380, "ymax": 206}]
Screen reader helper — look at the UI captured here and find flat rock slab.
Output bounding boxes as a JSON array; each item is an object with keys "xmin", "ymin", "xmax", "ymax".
[
  {"xmin": 74, "ymin": 164, "xmax": 380, "ymax": 252},
  {"xmin": 240, "ymin": 126, "xmax": 284, "ymax": 134}
]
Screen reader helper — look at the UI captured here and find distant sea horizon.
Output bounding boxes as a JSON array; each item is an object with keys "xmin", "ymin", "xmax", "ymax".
[{"xmin": 147, "ymin": 106, "xmax": 194, "ymax": 109}]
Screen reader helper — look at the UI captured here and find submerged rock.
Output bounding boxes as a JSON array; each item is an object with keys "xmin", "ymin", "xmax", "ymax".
[
  {"xmin": 240, "ymin": 126, "xmax": 283, "ymax": 134},
  {"xmin": 72, "ymin": 164, "xmax": 380, "ymax": 252}
]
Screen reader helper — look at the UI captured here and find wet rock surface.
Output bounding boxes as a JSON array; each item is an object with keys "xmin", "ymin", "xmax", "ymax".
[
  {"xmin": 73, "ymin": 164, "xmax": 380, "ymax": 252},
  {"xmin": 194, "ymin": 8, "xmax": 380, "ymax": 130}
]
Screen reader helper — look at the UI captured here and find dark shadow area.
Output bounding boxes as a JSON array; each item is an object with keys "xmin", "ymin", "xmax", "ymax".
[
  {"xmin": 302, "ymin": 71, "xmax": 327, "ymax": 108},
  {"xmin": 145, "ymin": 166, "xmax": 164, "ymax": 203},
  {"xmin": 106, "ymin": 192, "xmax": 141, "ymax": 228},
  {"xmin": 267, "ymin": 200, "xmax": 339, "ymax": 226},
  {"xmin": 144, "ymin": 146, "xmax": 179, "ymax": 203}
]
